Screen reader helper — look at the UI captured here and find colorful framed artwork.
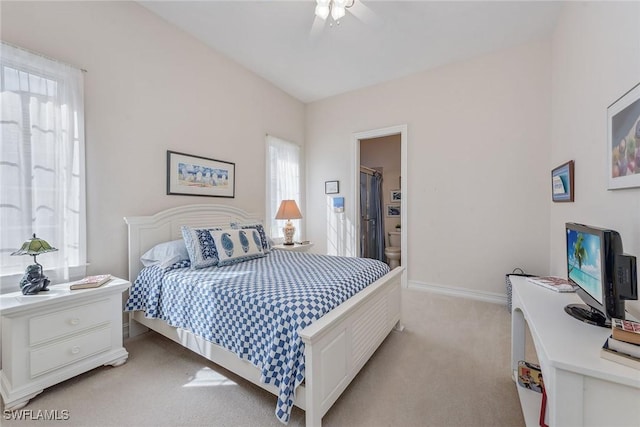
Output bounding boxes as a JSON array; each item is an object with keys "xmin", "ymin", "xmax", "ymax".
[
  {"xmin": 390, "ymin": 190, "xmax": 401, "ymax": 202},
  {"xmin": 608, "ymin": 81, "xmax": 640, "ymax": 190},
  {"xmin": 325, "ymin": 180, "xmax": 339, "ymax": 194},
  {"xmin": 167, "ymin": 150, "xmax": 235, "ymax": 198},
  {"xmin": 551, "ymin": 160, "xmax": 574, "ymax": 202},
  {"xmin": 386, "ymin": 204, "xmax": 400, "ymax": 217}
]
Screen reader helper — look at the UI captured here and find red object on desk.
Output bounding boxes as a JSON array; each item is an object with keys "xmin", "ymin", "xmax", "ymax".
[{"xmin": 539, "ymin": 385, "xmax": 548, "ymax": 427}]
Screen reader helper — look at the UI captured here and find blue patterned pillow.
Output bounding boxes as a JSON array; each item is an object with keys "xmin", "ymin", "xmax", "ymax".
[
  {"xmin": 210, "ymin": 229, "xmax": 265, "ymax": 267},
  {"xmin": 230, "ymin": 221, "xmax": 271, "ymax": 254},
  {"xmin": 181, "ymin": 226, "xmax": 222, "ymax": 269}
]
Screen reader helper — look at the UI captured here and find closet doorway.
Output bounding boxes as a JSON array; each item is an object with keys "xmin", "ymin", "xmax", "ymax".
[{"xmin": 353, "ymin": 125, "xmax": 407, "ymax": 288}]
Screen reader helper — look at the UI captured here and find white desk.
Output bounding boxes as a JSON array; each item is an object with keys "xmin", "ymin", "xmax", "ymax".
[{"xmin": 510, "ymin": 276, "xmax": 640, "ymax": 427}]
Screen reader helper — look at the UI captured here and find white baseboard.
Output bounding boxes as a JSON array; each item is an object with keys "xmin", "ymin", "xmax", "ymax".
[{"xmin": 408, "ymin": 280, "xmax": 508, "ymax": 306}]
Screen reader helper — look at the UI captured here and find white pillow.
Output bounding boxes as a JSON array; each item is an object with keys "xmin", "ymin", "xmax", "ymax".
[
  {"xmin": 141, "ymin": 239, "xmax": 189, "ymax": 269},
  {"xmin": 210, "ymin": 229, "xmax": 265, "ymax": 267},
  {"xmin": 230, "ymin": 221, "xmax": 271, "ymax": 254}
]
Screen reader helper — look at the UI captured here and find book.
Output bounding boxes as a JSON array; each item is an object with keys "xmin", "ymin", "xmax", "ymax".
[
  {"xmin": 526, "ymin": 276, "xmax": 576, "ymax": 293},
  {"xmin": 607, "ymin": 336, "xmax": 640, "ymax": 359},
  {"xmin": 70, "ymin": 274, "xmax": 112, "ymax": 290},
  {"xmin": 517, "ymin": 360, "xmax": 544, "ymax": 393},
  {"xmin": 611, "ymin": 318, "xmax": 640, "ymax": 345},
  {"xmin": 601, "ymin": 340, "xmax": 640, "ymax": 370}
]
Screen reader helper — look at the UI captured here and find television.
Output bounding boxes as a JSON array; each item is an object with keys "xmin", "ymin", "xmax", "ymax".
[{"xmin": 565, "ymin": 223, "xmax": 638, "ymax": 327}]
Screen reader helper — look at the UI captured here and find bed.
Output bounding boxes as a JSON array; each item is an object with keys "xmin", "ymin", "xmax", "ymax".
[{"xmin": 124, "ymin": 204, "xmax": 404, "ymax": 426}]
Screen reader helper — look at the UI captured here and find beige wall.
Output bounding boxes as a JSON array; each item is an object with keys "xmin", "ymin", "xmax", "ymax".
[
  {"xmin": 549, "ymin": 2, "xmax": 640, "ymax": 317},
  {"xmin": 360, "ymin": 135, "xmax": 402, "ymax": 243},
  {"xmin": 1, "ymin": 1, "xmax": 305, "ymax": 282},
  {"xmin": 4, "ymin": 1, "xmax": 636, "ymax": 312},
  {"xmin": 306, "ymin": 39, "xmax": 552, "ymax": 298}
]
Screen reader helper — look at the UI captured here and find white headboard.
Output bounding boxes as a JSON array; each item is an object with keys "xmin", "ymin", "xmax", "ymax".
[{"xmin": 124, "ymin": 204, "xmax": 260, "ymax": 281}]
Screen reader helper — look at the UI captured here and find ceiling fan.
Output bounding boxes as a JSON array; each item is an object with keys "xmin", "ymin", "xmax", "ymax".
[{"xmin": 310, "ymin": 0, "xmax": 380, "ymax": 38}]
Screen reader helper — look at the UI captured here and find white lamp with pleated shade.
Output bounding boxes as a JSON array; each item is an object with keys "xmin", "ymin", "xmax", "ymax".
[{"xmin": 275, "ymin": 200, "xmax": 303, "ymax": 245}]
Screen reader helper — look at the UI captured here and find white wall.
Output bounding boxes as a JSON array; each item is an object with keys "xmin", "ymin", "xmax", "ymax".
[
  {"xmin": 1, "ymin": 1, "xmax": 305, "ymax": 282},
  {"xmin": 549, "ymin": 2, "xmax": 640, "ymax": 317},
  {"xmin": 306, "ymin": 39, "xmax": 552, "ymax": 298}
]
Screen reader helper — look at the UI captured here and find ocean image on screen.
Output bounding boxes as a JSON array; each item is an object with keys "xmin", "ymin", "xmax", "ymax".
[{"xmin": 567, "ymin": 229, "xmax": 602, "ymax": 304}]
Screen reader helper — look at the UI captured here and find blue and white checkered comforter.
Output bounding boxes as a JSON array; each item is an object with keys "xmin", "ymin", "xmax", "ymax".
[{"xmin": 125, "ymin": 250, "xmax": 389, "ymax": 424}]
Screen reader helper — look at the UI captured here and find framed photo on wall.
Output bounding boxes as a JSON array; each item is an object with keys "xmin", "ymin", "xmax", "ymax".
[
  {"xmin": 386, "ymin": 204, "xmax": 400, "ymax": 217},
  {"xmin": 551, "ymin": 160, "xmax": 574, "ymax": 202},
  {"xmin": 325, "ymin": 180, "xmax": 339, "ymax": 194},
  {"xmin": 167, "ymin": 150, "xmax": 235, "ymax": 198},
  {"xmin": 390, "ymin": 190, "xmax": 401, "ymax": 202},
  {"xmin": 608, "ymin": 81, "xmax": 640, "ymax": 190}
]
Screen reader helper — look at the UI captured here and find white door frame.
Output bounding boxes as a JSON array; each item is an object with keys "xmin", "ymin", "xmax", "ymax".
[{"xmin": 353, "ymin": 124, "xmax": 408, "ymax": 288}]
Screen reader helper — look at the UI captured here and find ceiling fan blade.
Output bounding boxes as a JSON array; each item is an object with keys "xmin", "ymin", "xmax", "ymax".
[
  {"xmin": 349, "ymin": 1, "xmax": 382, "ymax": 27},
  {"xmin": 309, "ymin": 15, "xmax": 326, "ymax": 42}
]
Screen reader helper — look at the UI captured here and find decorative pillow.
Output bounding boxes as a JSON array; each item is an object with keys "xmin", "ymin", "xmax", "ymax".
[
  {"xmin": 230, "ymin": 221, "xmax": 271, "ymax": 254},
  {"xmin": 210, "ymin": 229, "xmax": 265, "ymax": 267},
  {"xmin": 141, "ymin": 239, "xmax": 189, "ymax": 269},
  {"xmin": 181, "ymin": 226, "xmax": 222, "ymax": 269}
]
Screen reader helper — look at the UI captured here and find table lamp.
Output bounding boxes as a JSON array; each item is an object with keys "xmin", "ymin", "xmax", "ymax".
[
  {"xmin": 275, "ymin": 200, "xmax": 303, "ymax": 245},
  {"xmin": 11, "ymin": 233, "xmax": 58, "ymax": 295}
]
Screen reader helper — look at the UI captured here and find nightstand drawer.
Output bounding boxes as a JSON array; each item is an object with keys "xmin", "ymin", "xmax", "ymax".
[
  {"xmin": 30, "ymin": 326, "xmax": 112, "ymax": 378},
  {"xmin": 29, "ymin": 299, "xmax": 111, "ymax": 345}
]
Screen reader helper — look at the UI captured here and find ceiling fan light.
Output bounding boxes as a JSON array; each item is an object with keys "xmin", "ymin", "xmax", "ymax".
[
  {"xmin": 316, "ymin": 0, "xmax": 331, "ymax": 5},
  {"xmin": 331, "ymin": 5, "xmax": 346, "ymax": 20},
  {"xmin": 334, "ymin": 0, "xmax": 348, "ymax": 7},
  {"xmin": 315, "ymin": 4, "xmax": 330, "ymax": 20}
]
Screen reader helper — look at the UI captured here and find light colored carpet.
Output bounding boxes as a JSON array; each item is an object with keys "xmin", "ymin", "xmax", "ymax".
[{"xmin": 2, "ymin": 289, "xmax": 526, "ymax": 427}]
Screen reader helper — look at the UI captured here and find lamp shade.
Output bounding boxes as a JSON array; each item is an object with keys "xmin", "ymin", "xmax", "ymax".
[
  {"xmin": 11, "ymin": 234, "xmax": 58, "ymax": 256},
  {"xmin": 275, "ymin": 200, "xmax": 303, "ymax": 220}
]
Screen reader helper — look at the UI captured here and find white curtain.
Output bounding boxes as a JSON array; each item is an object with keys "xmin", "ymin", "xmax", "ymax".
[
  {"xmin": 0, "ymin": 42, "xmax": 86, "ymax": 288},
  {"xmin": 265, "ymin": 135, "xmax": 301, "ymax": 241}
]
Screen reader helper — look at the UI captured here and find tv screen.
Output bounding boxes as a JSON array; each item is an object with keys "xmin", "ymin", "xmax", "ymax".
[
  {"xmin": 566, "ymin": 227, "xmax": 603, "ymax": 305},
  {"xmin": 565, "ymin": 222, "xmax": 637, "ymax": 327}
]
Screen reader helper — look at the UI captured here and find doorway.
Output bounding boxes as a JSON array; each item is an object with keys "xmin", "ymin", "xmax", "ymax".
[{"xmin": 353, "ymin": 125, "xmax": 407, "ymax": 288}]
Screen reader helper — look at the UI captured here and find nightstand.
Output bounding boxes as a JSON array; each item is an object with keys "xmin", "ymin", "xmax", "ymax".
[
  {"xmin": 0, "ymin": 277, "xmax": 130, "ymax": 410},
  {"xmin": 272, "ymin": 242, "xmax": 314, "ymax": 252}
]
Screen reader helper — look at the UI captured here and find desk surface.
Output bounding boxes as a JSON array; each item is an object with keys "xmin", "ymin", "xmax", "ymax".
[{"xmin": 511, "ymin": 276, "xmax": 640, "ymax": 388}]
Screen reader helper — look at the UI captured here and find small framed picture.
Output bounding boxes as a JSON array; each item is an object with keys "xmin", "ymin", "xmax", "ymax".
[
  {"xmin": 325, "ymin": 180, "xmax": 339, "ymax": 194},
  {"xmin": 332, "ymin": 197, "xmax": 344, "ymax": 213},
  {"xmin": 390, "ymin": 190, "xmax": 401, "ymax": 202},
  {"xmin": 551, "ymin": 160, "xmax": 574, "ymax": 202},
  {"xmin": 386, "ymin": 204, "xmax": 400, "ymax": 217}
]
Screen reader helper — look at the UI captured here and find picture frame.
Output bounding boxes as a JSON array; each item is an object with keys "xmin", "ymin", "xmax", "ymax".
[
  {"xmin": 332, "ymin": 197, "xmax": 344, "ymax": 213},
  {"xmin": 390, "ymin": 190, "xmax": 401, "ymax": 202},
  {"xmin": 608, "ymin": 81, "xmax": 640, "ymax": 190},
  {"xmin": 167, "ymin": 150, "xmax": 235, "ymax": 198},
  {"xmin": 325, "ymin": 180, "xmax": 339, "ymax": 194},
  {"xmin": 386, "ymin": 204, "xmax": 400, "ymax": 217},
  {"xmin": 551, "ymin": 160, "xmax": 574, "ymax": 203}
]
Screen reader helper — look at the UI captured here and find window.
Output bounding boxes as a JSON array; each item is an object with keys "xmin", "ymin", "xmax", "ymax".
[
  {"xmin": 0, "ymin": 42, "xmax": 86, "ymax": 291},
  {"xmin": 265, "ymin": 135, "xmax": 301, "ymax": 241}
]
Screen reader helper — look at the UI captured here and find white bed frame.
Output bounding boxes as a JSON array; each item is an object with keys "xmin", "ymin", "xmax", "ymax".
[{"xmin": 124, "ymin": 204, "xmax": 404, "ymax": 426}]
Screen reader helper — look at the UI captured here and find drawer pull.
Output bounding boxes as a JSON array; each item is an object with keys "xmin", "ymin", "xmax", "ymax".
[
  {"xmin": 69, "ymin": 318, "xmax": 80, "ymax": 325},
  {"xmin": 71, "ymin": 346, "xmax": 81, "ymax": 355}
]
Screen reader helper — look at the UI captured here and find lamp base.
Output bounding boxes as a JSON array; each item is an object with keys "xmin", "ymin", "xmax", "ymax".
[
  {"xmin": 282, "ymin": 221, "xmax": 296, "ymax": 246},
  {"xmin": 19, "ymin": 264, "xmax": 50, "ymax": 295}
]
